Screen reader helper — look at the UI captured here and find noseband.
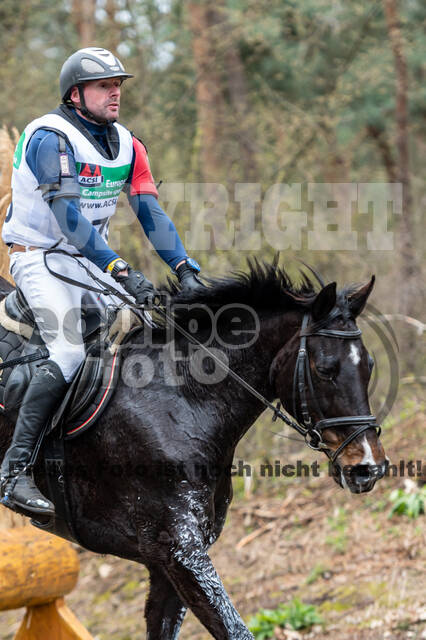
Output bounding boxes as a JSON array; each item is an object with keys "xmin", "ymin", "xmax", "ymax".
[{"xmin": 291, "ymin": 310, "xmax": 381, "ymax": 463}]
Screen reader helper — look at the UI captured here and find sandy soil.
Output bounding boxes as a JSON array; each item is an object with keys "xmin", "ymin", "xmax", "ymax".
[{"xmin": 1, "ymin": 412, "xmax": 425, "ymax": 640}]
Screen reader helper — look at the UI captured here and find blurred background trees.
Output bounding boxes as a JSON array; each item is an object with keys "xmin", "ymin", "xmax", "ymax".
[{"xmin": 0, "ymin": 0, "xmax": 423, "ymax": 380}]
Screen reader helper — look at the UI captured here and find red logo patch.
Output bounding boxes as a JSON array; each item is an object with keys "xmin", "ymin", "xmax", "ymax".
[{"xmin": 78, "ymin": 163, "xmax": 104, "ymax": 186}]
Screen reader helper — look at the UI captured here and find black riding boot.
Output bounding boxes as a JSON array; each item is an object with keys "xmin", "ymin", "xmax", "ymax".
[{"xmin": 0, "ymin": 360, "xmax": 69, "ymax": 516}]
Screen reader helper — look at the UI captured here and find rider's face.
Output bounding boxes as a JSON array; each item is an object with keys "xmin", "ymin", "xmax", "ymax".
[{"xmin": 71, "ymin": 78, "xmax": 122, "ymax": 122}]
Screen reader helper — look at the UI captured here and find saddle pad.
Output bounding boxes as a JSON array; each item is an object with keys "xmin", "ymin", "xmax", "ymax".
[{"xmin": 49, "ymin": 344, "xmax": 122, "ymax": 439}]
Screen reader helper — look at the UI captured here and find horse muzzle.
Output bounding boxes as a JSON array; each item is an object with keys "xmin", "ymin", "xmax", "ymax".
[{"xmin": 336, "ymin": 459, "xmax": 387, "ymax": 493}]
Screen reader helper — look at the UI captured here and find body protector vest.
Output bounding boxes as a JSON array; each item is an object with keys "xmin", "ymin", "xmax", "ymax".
[{"xmin": 2, "ymin": 112, "xmax": 133, "ymax": 252}]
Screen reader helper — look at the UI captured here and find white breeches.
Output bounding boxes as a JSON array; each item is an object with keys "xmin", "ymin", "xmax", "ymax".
[{"xmin": 9, "ymin": 249, "xmax": 129, "ymax": 382}]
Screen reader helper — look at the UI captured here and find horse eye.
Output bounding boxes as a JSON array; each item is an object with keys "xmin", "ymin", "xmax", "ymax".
[
  {"xmin": 313, "ymin": 354, "xmax": 339, "ymax": 381},
  {"xmin": 368, "ymin": 355, "xmax": 375, "ymax": 372},
  {"xmin": 317, "ymin": 366, "xmax": 332, "ymax": 376},
  {"xmin": 315, "ymin": 363, "xmax": 337, "ymax": 381}
]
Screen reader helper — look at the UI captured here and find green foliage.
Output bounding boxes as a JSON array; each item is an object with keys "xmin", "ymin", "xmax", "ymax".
[
  {"xmin": 248, "ymin": 598, "xmax": 322, "ymax": 638},
  {"xmin": 388, "ymin": 487, "xmax": 426, "ymax": 519}
]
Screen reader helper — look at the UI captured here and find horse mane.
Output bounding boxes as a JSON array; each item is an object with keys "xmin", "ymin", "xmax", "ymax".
[{"xmin": 163, "ymin": 258, "xmax": 319, "ymax": 321}]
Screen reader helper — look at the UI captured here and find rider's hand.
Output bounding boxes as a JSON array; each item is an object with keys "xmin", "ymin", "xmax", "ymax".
[
  {"xmin": 176, "ymin": 259, "xmax": 203, "ymax": 293},
  {"xmin": 115, "ymin": 268, "xmax": 158, "ymax": 306}
]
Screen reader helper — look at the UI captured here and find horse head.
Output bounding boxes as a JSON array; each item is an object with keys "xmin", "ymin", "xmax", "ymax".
[{"xmin": 270, "ymin": 275, "xmax": 387, "ymax": 493}]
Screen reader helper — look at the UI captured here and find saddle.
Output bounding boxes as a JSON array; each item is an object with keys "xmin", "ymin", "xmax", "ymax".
[{"xmin": 0, "ymin": 288, "xmax": 143, "ymax": 437}]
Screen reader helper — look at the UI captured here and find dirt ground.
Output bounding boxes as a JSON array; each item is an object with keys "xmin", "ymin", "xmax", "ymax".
[{"xmin": 1, "ymin": 411, "xmax": 425, "ymax": 640}]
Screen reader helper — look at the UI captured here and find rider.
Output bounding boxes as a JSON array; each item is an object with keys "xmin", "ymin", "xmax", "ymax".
[{"xmin": 0, "ymin": 47, "xmax": 201, "ymax": 516}]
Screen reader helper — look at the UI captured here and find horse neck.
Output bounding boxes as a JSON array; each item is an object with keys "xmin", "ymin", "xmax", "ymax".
[
  {"xmin": 204, "ymin": 308, "xmax": 303, "ymax": 447},
  {"xmin": 123, "ymin": 308, "xmax": 304, "ymax": 455}
]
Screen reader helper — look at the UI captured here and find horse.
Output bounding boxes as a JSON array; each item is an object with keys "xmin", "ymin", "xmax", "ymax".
[{"xmin": 0, "ymin": 260, "xmax": 387, "ymax": 639}]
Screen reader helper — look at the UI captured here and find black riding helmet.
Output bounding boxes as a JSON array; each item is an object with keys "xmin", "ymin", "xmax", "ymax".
[{"xmin": 59, "ymin": 47, "xmax": 133, "ymax": 123}]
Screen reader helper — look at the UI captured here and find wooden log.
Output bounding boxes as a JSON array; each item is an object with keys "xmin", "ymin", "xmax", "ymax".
[
  {"xmin": 14, "ymin": 597, "xmax": 94, "ymax": 640},
  {"xmin": 0, "ymin": 527, "xmax": 79, "ymax": 610}
]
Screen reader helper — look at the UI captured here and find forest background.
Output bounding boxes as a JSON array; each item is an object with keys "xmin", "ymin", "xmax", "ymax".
[{"xmin": 0, "ymin": 2, "xmax": 424, "ymax": 638}]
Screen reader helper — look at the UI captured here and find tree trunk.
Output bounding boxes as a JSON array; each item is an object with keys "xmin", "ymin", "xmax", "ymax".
[
  {"xmin": 104, "ymin": 0, "xmax": 120, "ymax": 55},
  {"xmin": 219, "ymin": 7, "xmax": 257, "ymax": 181},
  {"xmin": 72, "ymin": 0, "xmax": 96, "ymax": 47},
  {"xmin": 383, "ymin": 0, "xmax": 418, "ymax": 369},
  {"xmin": 188, "ymin": 2, "xmax": 257, "ymax": 182},
  {"xmin": 366, "ymin": 124, "xmax": 398, "ymax": 183},
  {"xmin": 187, "ymin": 3, "xmax": 228, "ymax": 182}
]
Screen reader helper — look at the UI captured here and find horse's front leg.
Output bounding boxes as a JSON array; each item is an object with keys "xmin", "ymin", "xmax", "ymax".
[
  {"xmin": 145, "ymin": 565, "xmax": 187, "ymax": 640},
  {"xmin": 162, "ymin": 526, "xmax": 254, "ymax": 640}
]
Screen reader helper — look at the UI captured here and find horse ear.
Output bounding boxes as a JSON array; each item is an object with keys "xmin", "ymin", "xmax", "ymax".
[
  {"xmin": 348, "ymin": 275, "xmax": 375, "ymax": 317},
  {"xmin": 311, "ymin": 282, "xmax": 337, "ymax": 321}
]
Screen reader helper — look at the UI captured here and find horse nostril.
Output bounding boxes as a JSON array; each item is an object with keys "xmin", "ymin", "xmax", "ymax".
[{"xmin": 349, "ymin": 464, "xmax": 374, "ymax": 486}]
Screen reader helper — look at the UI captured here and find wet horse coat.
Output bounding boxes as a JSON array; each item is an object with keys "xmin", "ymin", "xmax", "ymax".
[{"xmin": 0, "ymin": 262, "xmax": 386, "ymax": 639}]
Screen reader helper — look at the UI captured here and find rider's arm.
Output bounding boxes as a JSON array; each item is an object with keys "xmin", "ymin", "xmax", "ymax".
[
  {"xmin": 125, "ymin": 137, "xmax": 188, "ymax": 271},
  {"xmin": 26, "ymin": 130, "xmax": 120, "ymax": 272}
]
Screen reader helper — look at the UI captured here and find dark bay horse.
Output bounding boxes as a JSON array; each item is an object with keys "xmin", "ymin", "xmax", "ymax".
[{"xmin": 0, "ymin": 261, "xmax": 387, "ymax": 639}]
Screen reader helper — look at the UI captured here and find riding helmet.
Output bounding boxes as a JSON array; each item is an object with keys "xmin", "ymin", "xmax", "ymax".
[{"xmin": 59, "ymin": 47, "xmax": 133, "ymax": 103}]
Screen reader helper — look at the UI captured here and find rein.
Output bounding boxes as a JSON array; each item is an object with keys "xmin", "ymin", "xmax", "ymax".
[
  {"xmin": 43, "ymin": 251, "xmax": 381, "ymax": 464},
  {"xmin": 43, "ymin": 249, "xmax": 132, "ymax": 305}
]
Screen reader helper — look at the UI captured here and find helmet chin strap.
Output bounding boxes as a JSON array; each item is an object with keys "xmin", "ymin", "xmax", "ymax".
[{"xmin": 76, "ymin": 86, "xmax": 117, "ymax": 125}]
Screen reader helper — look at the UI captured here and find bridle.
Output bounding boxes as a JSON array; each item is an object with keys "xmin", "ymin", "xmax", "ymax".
[
  {"xmin": 156, "ymin": 303, "xmax": 382, "ymax": 465},
  {"xmin": 290, "ymin": 309, "xmax": 381, "ymax": 463},
  {"xmin": 156, "ymin": 305, "xmax": 381, "ymax": 465}
]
